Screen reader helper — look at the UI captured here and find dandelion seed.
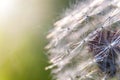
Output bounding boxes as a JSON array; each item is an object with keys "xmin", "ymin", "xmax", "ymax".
[
  {"xmin": 46, "ymin": 0, "xmax": 120, "ymax": 80},
  {"xmin": 88, "ymin": 29, "xmax": 120, "ymax": 77}
]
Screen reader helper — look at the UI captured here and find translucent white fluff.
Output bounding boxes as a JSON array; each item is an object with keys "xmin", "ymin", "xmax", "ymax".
[{"xmin": 46, "ymin": 0, "xmax": 120, "ymax": 80}]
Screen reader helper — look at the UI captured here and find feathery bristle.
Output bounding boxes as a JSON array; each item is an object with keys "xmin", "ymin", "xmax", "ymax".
[
  {"xmin": 88, "ymin": 29, "xmax": 120, "ymax": 77},
  {"xmin": 46, "ymin": 0, "xmax": 120, "ymax": 80}
]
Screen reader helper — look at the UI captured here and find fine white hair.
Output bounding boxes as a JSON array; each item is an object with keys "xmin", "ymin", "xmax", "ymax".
[{"xmin": 46, "ymin": 0, "xmax": 120, "ymax": 80}]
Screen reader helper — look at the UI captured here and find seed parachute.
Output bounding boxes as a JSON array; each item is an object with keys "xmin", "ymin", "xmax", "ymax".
[{"xmin": 46, "ymin": 0, "xmax": 120, "ymax": 80}]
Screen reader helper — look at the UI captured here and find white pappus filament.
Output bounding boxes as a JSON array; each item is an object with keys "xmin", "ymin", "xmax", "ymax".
[{"xmin": 46, "ymin": 0, "xmax": 120, "ymax": 80}]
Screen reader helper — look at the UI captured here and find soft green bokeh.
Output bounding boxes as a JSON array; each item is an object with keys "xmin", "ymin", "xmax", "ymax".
[{"xmin": 0, "ymin": 0, "xmax": 71, "ymax": 80}]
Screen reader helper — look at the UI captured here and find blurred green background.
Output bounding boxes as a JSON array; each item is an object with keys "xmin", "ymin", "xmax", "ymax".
[{"xmin": 0, "ymin": 0, "xmax": 73, "ymax": 80}]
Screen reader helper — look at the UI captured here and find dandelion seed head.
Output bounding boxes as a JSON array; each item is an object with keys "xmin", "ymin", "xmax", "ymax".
[
  {"xmin": 88, "ymin": 29, "xmax": 120, "ymax": 77},
  {"xmin": 46, "ymin": 0, "xmax": 120, "ymax": 80}
]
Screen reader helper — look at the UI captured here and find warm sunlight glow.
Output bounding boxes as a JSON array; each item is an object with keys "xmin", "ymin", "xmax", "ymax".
[
  {"xmin": 0, "ymin": 0, "xmax": 15, "ymax": 17},
  {"xmin": 0, "ymin": 0, "xmax": 53, "ymax": 80}
]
